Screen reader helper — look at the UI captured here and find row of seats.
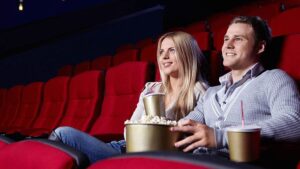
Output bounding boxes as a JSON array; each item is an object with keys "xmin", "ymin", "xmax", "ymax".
[
  {"xmin": 57, "ymin": 4, "xmax": 300, "ymax": 86},
  {"xmin": 0, "ymin": 1, "xmax": 299, "ymax": 168},
  {"xmin": 57, "ymin": 33, "xmax": 300, "ymax": 87},
  {"xmin": 0, "ymin": 62, "xmax": 151, "ymax": 142}
]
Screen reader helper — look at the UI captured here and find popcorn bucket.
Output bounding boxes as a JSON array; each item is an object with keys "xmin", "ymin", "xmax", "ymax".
[{"xmin": 125, "ymin": 124, "xmax": 180, "ymax": 152}]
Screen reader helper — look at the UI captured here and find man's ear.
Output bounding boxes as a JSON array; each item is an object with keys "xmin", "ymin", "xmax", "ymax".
[{"xmin": 257, "ymin": 40, "xmax": 266, "ymax": 55}]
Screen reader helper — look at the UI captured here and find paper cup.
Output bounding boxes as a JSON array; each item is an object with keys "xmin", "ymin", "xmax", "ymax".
[
  {"xmin": 227, "ymin": 126, "xmax": 261, "ymax": 162},
  {"xmin": 143, "ymin": 93, "xmax": 165, "ymax": 117}
]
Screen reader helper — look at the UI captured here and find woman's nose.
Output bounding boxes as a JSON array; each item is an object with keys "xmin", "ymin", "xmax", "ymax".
[{"xmin": 162, "ymin": 51, "xmax": 169, "ymax": 59}]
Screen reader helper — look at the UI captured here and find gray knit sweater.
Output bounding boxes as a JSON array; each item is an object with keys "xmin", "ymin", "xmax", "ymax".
[{"xmin": 185, "ymin": 63, "xmax": 300, "ymax": 150}]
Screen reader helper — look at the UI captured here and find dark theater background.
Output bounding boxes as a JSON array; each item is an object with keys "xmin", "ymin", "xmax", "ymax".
[
  {"xmin": 0, "ymin": 0, "xmax": 300, "ymax": 169},
  {"xmin": 0, "ymin": 0, "xmax": 252, "ymax": 87}
]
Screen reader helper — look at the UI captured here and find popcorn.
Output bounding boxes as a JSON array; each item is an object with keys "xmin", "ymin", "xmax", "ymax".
[{"xmin": 124, "ymin": 115, "xmax": 177, "ymax": 126}]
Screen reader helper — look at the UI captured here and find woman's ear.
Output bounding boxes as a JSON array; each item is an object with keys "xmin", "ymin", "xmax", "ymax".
[{"xmin": 257, "ymin": 40, "xmax": 266, "ymax": 55}]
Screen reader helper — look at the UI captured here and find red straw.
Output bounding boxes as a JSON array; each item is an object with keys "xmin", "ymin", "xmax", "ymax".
[{"xmin": 241, "ymin": 100, "xmax": 245, "ymax": 127}]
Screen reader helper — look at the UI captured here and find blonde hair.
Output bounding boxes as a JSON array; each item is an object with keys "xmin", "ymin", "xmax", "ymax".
[{"xmin": 157, "ymin": 31, "xmax": 206, "ymax": 119}]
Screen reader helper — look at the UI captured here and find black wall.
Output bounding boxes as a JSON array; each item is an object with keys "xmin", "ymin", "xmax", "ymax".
[{"xmin": 0, "ymin": 5, "xmax": 164, "ymax": 88}]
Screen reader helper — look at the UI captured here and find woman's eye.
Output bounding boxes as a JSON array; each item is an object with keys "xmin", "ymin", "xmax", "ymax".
[
  {"xmin": 159, "ymin": 50, "xmax": 163, "ymax": 55},
  {"xmin": 169, "ymin": 48, "xmax": 176, "ymax": 53}
]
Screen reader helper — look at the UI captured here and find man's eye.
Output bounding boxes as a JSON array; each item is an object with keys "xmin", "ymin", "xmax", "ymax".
[{"xmin": 235, "ymin": 37, "xmax": 243, "ymax": 41}]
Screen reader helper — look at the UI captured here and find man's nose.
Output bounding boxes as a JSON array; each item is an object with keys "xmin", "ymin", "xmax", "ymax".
[{"xmin": 225, "ymin": 39, "xmax": 234, "ymax": 49}]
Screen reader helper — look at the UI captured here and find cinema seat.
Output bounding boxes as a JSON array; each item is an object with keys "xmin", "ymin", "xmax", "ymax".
[
  {"xmin": 0, "ymin": 140, "xmax": 84, "ymax": 169},
  {"xmin": 270, "ymin": 7, "xmax": 300, "ymax": 37},
  {"xmin": 89, "ymin": 62, "xmax": 151, "ymax": 141},
  {"xmin": 0, "ymin": 85, "xmax": 23, "ymax": 131},
  {"xmin": 2, "ymin": 82, "xmax": 43, "ymax": 134},
  {"xmin": 135, "ymin": 38, "xmax": 154, "ymax": 49},
  {"xmin": 73, "ymin": 60, "xmax": 91, "ymax": 75},
  {"xmin": 19, "ymin": 76, "xmax": 70, "ymax": 137},
  {"xmin": 112, "ymin": 49, "xmax": 139, "ymax": 66},
  {"xmin": 0, "ymin": 136, "xmax": 14, "ymax": 149},
  {"xmin": 87, "ymin": 152, "xmax": 261, "ymax": 169},
  {"xmin": 57, "ymin": 64, "xmax": 73, "ymax": 76},
  {"xmin": 59, "ymin": 70, "xmax": 104, "ymax": 132},
  {"xmin": 0, "ymin": 88, "xmax": 6, "ymax": 111},
  {"xmin": 91, "ymin": 55, "xmax": 112, "ymax": 70}
]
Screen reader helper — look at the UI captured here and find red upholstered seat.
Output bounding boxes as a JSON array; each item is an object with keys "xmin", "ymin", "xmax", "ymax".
[
  {"xmin": 57, "ymin": 64, "xmax": 73, "ymax": 76},
  {"xmin": 140, "ymin": 43, "xmax": 158, "ymax": 81},
  {"xmin": 116, "ymin": 43, "xmax": 135, "ymax": 53},
  {"xmin": 278, "ymin": 34, "xmax": 300, "ymax": 82},
  {"xmin": 0, "ymin": 136, "xmax": 14, "ymax": 149},
  {"xmin": 231, "ymin": 1, "xmax": 282, "ymax": 21},
  {"xmin": 59, "ymin": 70, "xmax": 104, "ymax": 132},
  {"xmin": 88, "ymin": 156, "xmax": 211, "ymax": 169},
  {"xmin": 19, "ymin": 76, "xmax": 70, "ymax": 137},
  {"xmin": 0, "ymin": 140, "xmax": 76, "ymax": 169},
  {"xmin": 191, "ymin": 31, "xmax": 211, "ymax": 51},
  {"xmin": 140, "ymin": 43, "xmax": 157, "ymax": 65},
  {"xmin": 184, "ymin": 21, "xmax": 208, "ymax": 33},
  {"xmin": 0, "ymin": 85, "xmax": 23, "ymax": 131},
  {"xmin": 135, "ymin": 38, "xmax": 154, "ymax": 49},
  {"xmin": 91, "ymin": 55, "xmax": 112, "ymax": 70},
  {"xmin": 2, "ymin": 82, "xmax": 44, "ymax": 133},
  {"xmin": 88, "ymin": 152, "xmax": 266, "ymax": 169},
  {"xmin": 89, "ymin": 62, "xmax": 151, "ymax": 141},
  {"xmin": 0, "ymin": 88, "xmax": 7, "ymax": 115},
  {"xmin": 270, "ymin": 7, "xmax": 300, "ymax": 37},
  {"xmin": 212, "ymin": 26, "xmax": 228, "ymax": 52},
  {"xmin": 112, "ymin": 49, "xmax": 139, "ymax": 66},
  {"xmin": 73, "ymin": 60, "xmax": 91, "ymax": 75}
]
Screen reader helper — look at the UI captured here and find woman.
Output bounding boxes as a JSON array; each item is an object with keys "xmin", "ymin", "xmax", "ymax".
[{"xmin": 49, "ymin": 31, "xmax": 208, "ymax": 164}]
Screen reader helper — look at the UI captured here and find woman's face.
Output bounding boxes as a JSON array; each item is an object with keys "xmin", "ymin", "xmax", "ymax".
[{"xmin": 158, "ymin": 37, "xmax": 180, "ymax": 78}]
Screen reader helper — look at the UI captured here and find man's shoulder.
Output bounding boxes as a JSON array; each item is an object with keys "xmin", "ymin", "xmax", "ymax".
[{"xmin": 261, "ymin": 69, "xmax": 294, "ymax": 81}]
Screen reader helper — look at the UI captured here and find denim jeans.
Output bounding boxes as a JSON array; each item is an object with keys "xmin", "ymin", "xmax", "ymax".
[{"xmin": 51, "ymin": 126, "xmax": 125, "ymax": 163}]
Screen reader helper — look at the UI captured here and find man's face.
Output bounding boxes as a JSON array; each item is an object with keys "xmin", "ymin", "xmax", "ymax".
[{"xmin": 222, "ymin": 23, "xmax": 260, "ymax": 71}]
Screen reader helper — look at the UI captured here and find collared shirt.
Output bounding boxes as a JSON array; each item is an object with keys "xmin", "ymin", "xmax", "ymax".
[{"xmin": 216, "ymin": 63, "xmax": 265, "ymax": 111}]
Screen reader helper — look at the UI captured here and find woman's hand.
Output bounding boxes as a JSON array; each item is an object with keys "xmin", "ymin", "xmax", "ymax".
[{"xmin": 170, "ymin": 119, "xmax": 216, "ymax": 152}]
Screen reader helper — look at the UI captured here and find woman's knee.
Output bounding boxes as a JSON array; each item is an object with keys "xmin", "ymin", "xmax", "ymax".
[{"xmin": 49, "ymin": 126, "xmax": 75, "ymax": 142}]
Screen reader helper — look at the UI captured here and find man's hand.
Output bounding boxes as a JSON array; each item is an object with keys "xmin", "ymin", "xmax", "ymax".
[{"xmin": 170, "ymin": 119, "xmax": 216, "ymax": 152}]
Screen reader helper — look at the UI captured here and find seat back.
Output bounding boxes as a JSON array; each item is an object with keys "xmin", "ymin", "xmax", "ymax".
[
  {"xmin": 8, "ymin": 82, "xmax": 44, "ymax": 130},
  {"xmin": 0, "ymin": 89, "xmax": 7, "ymax": 114},
  {"xmin": 91, "ymin": 55, "xmax": 112, "ymax": 70},
  {"xmin": 278, "ymin": 35, "xmax": 300, "ymax": 86},
  {"xmin": 57, "ymin": 65, "xmax": 73, "ymax": 76},
  {"xmin": 112, "ymin": 49, "xmax": 139, "ymax": 66},
  {"xmin": 0, "ymin": 85, "xmax": 23, "ymax": 130},
  {"xmin": 30, "ymin": 76, "xmax": 70, "ymax": 133},
  {"xmin": 184, "ymin": 21, "xmax": 208, "ymax": 33},
  {"xmin": 59, "ymin": 71, "xmax": 104, "ymax": 132},
  {"xmin": 73, "ymin": 60, "xmax": 91, "ymax": 75},
  {"xmin": 0, "ymin": 140, "xmax": 77, "ymax": 169},
  {"xmin": 89, "ymin": 62, "xmax": 151, "ymax": 140},
  {"xmin": 191, "ymin": 31, "xmax": 211, "ymax": 51},
  {"xmin": 270, "ymin": 7, "xmax": 300, "ymax": 37},
  {"xmin": 135, "ymin": 38, "xmax": 154, "ymax": 49},
  {"xmin": 140, "ymin": 43, "xmax": 158, "ymax": 81}
]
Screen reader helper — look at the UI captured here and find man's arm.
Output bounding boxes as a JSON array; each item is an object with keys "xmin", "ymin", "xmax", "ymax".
[{"xmin": 258, "ymin": 70, "xmax": 300, "ymax": 142}]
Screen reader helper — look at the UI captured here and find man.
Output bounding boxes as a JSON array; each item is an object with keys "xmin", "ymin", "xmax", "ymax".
[{"xmin": 171, "ymin": 16, "xmax": 300, "ymax": 155}]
